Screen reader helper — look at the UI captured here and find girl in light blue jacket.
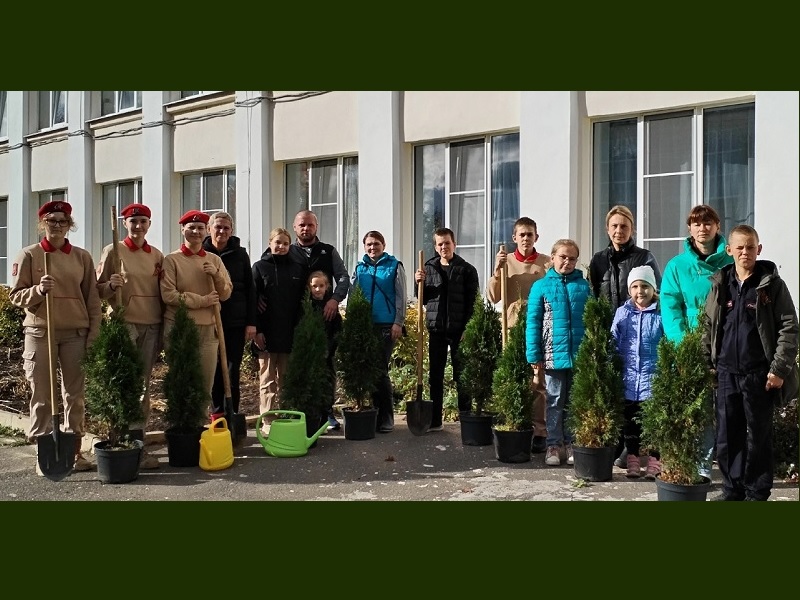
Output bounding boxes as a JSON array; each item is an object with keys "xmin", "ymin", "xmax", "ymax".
[{"xmin": 610, "ymin": 265, "xmax": 664, "ymax": 480}]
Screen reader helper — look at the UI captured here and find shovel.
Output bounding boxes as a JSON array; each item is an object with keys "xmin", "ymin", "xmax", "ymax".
[
  {"xmin": 36, "ymin": 252, "xmax": 77, "ymax": 480},
  {"xmin": 500, "ymin": 244, "xmax": 508, "ymax": 348},
  {"xmin": 406, "ymin": 250, "xmax": 432, "ymax": 436},
  {"xmin": 109, "ymin": 205, "xmax": 123, "ymax": 309},
  {"xmin": 208, "ymin": 275, "xmax": 245, "ymax": 447}
]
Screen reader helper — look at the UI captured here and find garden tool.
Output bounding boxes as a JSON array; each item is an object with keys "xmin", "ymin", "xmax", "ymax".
[
  {"xmin": 208, "ymin": 275, "xmax": 245, "ymax": 447},
  {"xmin": 109, "ymin": 205, "xmax": 123, "ymax": 309},
  {"xmin": 36, "ymin": 251, "xmax": 77, "ymax": 480},
  {"xmin": 406, "ymin": 250, "xmax": 432, "ymax": 436},
  {"xmin": 500, "ymin": 244, "xmax": 508, "ymax": 348},
  {"xmin": 199, "ymin": 417, "xmax": 234, "ymax": 470},
  {"xmin": 255, "ymin": 410, "xmax": 328, "ymax": 457}
]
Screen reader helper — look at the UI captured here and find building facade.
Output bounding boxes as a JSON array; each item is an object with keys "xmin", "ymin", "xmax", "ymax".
[{"xmin": 0, "ymin": 91, "xmax": 797, "ymax": 307}]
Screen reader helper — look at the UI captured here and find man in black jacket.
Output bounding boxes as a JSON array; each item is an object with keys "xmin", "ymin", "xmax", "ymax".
[{"xmin": 414, "ymin": 227, "xmax": 479, "ymax": 431}]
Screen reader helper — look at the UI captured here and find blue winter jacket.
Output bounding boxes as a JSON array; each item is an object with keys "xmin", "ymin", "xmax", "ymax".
[
  {"xmin": 611, "ymin": 300, "xmax": 664, "ymax": 402},
  {"xmin": 525, "ymin": 267, "xmax": 591, "ymax": 369}
]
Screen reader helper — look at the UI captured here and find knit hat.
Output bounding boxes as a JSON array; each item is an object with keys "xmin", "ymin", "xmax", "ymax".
[
  {"xmin": 178, "ymin": 210, "xmax": 210, "ymax": 225},
  {"xmin": 627, "ymin": 265, "xmax": 657, "ymax": 291},
  {"xmin": 121, "ymin": 203, "xmax": 151, "ymax": 219}
]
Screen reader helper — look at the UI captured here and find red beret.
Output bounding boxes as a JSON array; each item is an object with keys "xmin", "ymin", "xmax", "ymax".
[
  {"xmin": 178, "ymin": 210, "xmax": 210, "ymax": 225},
  {"xmin": 121, "ymin": 203, "xmax": 152, "ymax": 219},
  {"xmin": 38, "ymin": 201, "xmax": 72, "ymax": 218}
]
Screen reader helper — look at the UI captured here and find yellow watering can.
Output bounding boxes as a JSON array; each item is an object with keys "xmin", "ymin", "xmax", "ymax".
[
  {"xmin": 256, "ymin": 410, "xmax": 328, "ymax": 457},
  {"xmin": 199, "ymin": 418, "xmax": 234, "ymax": 471}
]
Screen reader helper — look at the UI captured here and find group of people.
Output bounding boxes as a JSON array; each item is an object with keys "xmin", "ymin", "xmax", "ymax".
[
  {"xmin": 520, "ymin": 204, "xmax": 797, "ymax": 502},
  {"xmin": 10, "ymin": 199, "xmax": 797, "ymax": 501}
]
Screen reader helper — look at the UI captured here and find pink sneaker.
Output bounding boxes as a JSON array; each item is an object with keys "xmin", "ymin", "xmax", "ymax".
[
  {"xmin": 626, "ymin": 454, "xmax": 641, "ymax": 478},
  {"xmin": 645, "ymin": 456, "xmax": 661, "ymax": 480}
]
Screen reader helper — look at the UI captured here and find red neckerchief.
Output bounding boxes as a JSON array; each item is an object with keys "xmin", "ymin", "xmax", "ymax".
[
  {"xmin": 123, "ymin": 237, "xmax": 152, "ymax": 253},
  {"xmin": 180, "ymin": 243, "xmax": 206, "ymax": 257},
  {"xmin": 514, "ymin": 248, "xmax": 539, "ymax": 263},
  {"xmin": 41, "ymin": 238, "xmax": 73, "ymax": 255}
]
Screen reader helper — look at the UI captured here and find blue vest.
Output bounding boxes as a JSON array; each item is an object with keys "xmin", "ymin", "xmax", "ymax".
[{"xmin": 355, "ymin": 253, "xmax": 399, "ymax": 325}]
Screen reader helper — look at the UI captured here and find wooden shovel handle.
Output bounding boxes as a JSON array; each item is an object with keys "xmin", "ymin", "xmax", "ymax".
[
  {"xmin": 43, "ymin": 252, "xmax": 58, "ymax": 416},
  {"xmin": 109, "ymin": 206, "xmax": 123, "ymax": 309},
  {"xmin": 500, "ymin": 244, "xmax": 508, "ymax": 348},
  {"xmin": 209, "ymin": 274, "xmax": 232, "ymax": 398},
  {"xmin": 416, "ymin": 251, "xmax": 424, "ymax": 385}
]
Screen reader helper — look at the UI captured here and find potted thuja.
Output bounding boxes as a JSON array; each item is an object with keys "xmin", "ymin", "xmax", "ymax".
[
  {"xmin": 336, "ymin": 286, "xmax": 382, "ymax": 440},
  {"xmin": 458, "ymin": 295, "xmax": 502, "ymax": 445},
  {"xmin": 566, "ymin": 295, "xmax": 624, "ymax": 481},
  {"xmin": 491, "ymin": 301, "xmax": 536, "ymax": 463},
  {"xmin": 83, "ymin": 308, "xmax": 146, "ymax": 483},
  {"xmin": 163, "ymin": 300, "xmax": 209, "ymax": 467}
]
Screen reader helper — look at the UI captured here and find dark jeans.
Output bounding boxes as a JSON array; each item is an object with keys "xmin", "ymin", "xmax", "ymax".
[
  {"xmin": 716, "ymin": 369, "xmax": 776, "ymax": 501},
  {"xmin": 623, "ymin": 400, "xmax": 659, "ymax": 459},
  {"xmin": 428, "ymin": 330, "xmax": 469, "ymax": 426},
  {"xmin": 211, "ymin": 325, "xmax": 245, "ymax": 415},
  {"xmin": 372, "ymin": 325, "xmax": 396, "ymax": 429}
]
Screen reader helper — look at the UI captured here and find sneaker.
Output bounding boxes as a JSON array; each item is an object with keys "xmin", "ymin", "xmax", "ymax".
[
  {"xmin": 73, "ymin": 453, "xmax": 95, "ymax": 472},
  {"xmin": 531, "ymin": 436, "xmax": 547, "ymax": 454},
  {"xmin": 564, "ymin": 444, "xmax": 574, "ymax": 465},
  {"xmin": 614, "ymin": 447, "xmax": 628, "ymax": 469},
  {"xmin": 626, "ymin": 454, "xmax": 642, "ymax": 478},
  {"xmin": 327, "ymin": 417, "xmax": 341, "ymax": 431},
  {"xmin": 644, "ymin": 456, "xmax": 662, "ymax": 480},
  {"xmin": 140, "ymin": 451, "xmax": 160, "ymax": 470},
  {"xmin": 545, "ymin": 446, "xmax": 562, "ymax": 466},
  {"xmin": 428, "ymin": 424, "xmax": 444, "ymax": 432}
]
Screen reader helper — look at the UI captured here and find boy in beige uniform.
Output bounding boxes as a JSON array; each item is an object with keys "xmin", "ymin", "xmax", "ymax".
[
  {"xmin": 160, "ymin": 210, "xmax": 233, "ymax": 404},
  {"xmin": 486, "ymin": 217, "xmax": 550, "ymax": 453},
  {"xmin": 10, "ymin": 200, "xmax": 102, "ymax": 473},
  {"xmin": 96, "ymin": 203, "xmax": 164, "ymax": 468}
]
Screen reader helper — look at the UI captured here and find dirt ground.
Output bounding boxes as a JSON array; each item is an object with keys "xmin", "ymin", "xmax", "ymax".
[{"xmin": 0, "ymin": 346, "xmax": 263, "ymax": 433}]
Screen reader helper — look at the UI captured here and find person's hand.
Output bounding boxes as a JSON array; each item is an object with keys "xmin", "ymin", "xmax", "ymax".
[
  {"xmin": 245, "ymin": 325, "xmax": 257, "ymax": 342},
  {"xmin": 109, "ymin": 273, "xmax": 124, "ymax": 290},
  {"xmin": 766, "ymin": 372, "xmax": 784, "ymax": 392},
  {"xmin": 390, "ymin": 323, "xmax": 402, "ymax": 342},
  {"xmin": 494, "ymin": 248, "xmax": 508, "ymax": 275},
  {"xmin": 323, "ymin": 298, "xmax": 339, "ymax": 321},
  {"xmin": 205, "ymin": 291, "xmax": 220, "ymax": 307},
  {"xmin": 202, "ymin": 262, "xmax": 218, "ymax": 275},
  {"xmin": 253, "ymin": 332, "xmax": 266, "ymax": 351},
  {"xmin": 38, "ymin": 274, "xmax": 55, "ymax": 295},
  {"xmin": 414, "ymin": 269, "xmax": 425, "ymax": 283}
]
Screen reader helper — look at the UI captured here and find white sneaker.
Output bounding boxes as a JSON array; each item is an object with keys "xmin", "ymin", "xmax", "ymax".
[
  {"xmin": 565, "ymin": 444, "xmax": 574, "ymax": 465},
  {"xmin": 545, "ymin": 446, "xmax": 562, "ymax": 466}
]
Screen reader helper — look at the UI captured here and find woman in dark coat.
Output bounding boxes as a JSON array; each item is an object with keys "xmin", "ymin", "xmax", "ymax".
[{"xmin": 252, "ymin": 227, "xmax": 308, "ymax": 418}]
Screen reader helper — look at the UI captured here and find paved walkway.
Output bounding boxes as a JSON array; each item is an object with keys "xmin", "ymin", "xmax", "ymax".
[{"xmin": 1, "ymin": 410, "xmax": 797, "ymax": 501}]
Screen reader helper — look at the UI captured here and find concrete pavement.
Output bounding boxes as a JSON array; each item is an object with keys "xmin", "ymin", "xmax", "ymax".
[{"xmin": 1, "ymin": 410, "xmax": 797, "ymax": 501}]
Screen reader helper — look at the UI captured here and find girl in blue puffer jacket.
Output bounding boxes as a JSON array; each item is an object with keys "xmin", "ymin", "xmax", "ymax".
[{"xmin": 610, "ymin": 265, "xmax": 664, "ymax": 480}]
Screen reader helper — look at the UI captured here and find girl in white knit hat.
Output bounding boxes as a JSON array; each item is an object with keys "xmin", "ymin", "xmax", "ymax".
[{"xmin": 610, "ymin": 265, "xmax": 664, "ymax": 479}]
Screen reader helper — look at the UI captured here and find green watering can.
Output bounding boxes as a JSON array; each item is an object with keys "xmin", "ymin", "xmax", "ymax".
[{"xmin": 255, "ymin": 410, "xmax": 328, "ymax": 458}]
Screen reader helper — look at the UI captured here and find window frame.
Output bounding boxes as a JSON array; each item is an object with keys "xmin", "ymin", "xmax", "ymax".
[
  {"xmin": 0, "ymin": 91, "xmax": 8, "ymax": 139},
  {"xmin": 590, "ymin": 101, "xmax": 755, "ymax": 270},
  {"xmin": 38, "ymin": 91, "xmax": 67, "ymax": 131},
  {"xmin": 181, "ymin": 169, "xmax": 237, "ymax": 218},
  {"xmin": 101, "ymin": 180, "xmax": 144, "ymax": 248},
  {"xmin": 101, "ymin": 91, "xmax": 142, "ymax": 116},
  {"xmin": 0, "ymin": 197, "xmax": 7, "ymax": 284}
]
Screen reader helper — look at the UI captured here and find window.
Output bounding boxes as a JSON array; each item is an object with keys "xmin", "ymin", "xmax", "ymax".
[
  {"xmin": 0, "ymin": 198, "xmax": 7, "ymax": 284},
  {"xmin": 38, "ymin": 190, "xmax": 67, "ymax": 207},
  {"xmin": 180, "ymin": 91, "xmax": 217, "ymax": 99},
  {"xmin": 285, "ymin": 157, "xmax": 359, "ymax": 275},
  {"xmin": 414, "ymin": 133, "xmax": 520, "ymax": 290},
  {"xmin": 101, "ymin": 91, "xmax": 142, "ymax": 116},
  {"xmin": 0, "ymin": 91, "xmax": 8, "ymax": 139},
  {"xmin": 591, "ymin": 103, "xmax": 755, "ymax": 271},
  {"xmin": 101, "ymin": 181, "xmax": 143, "ymax": 247},
  {"xmin": 38, "ymin": 91, "xmax": 67, "ymax": 130},
  {"xmin": 182, "ymin": 169, "xmax": 236, "ymax": 219}
]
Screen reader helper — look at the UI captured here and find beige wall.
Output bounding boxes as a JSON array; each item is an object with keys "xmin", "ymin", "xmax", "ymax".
[
  {"xmin": 173, "ymin": 105, "xmax": 236, "ymax": 173},
  {"xmin": 30, "ymin": 139, "xmax": 68, "ymax": 191},
  {"xmin": 272, "ymin": 91, "xmax": 358, "ymax": 161},
  {"xmin": 404, "ymin": 91, "xmax": 519, "ymax": 142},
  {"xmin": 584, "ymin": 91, "xmax": 755, "ymax": 118},
  {"xmin": 92, "ymin": 120, "xmax": 142, "ymax": 183}
]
